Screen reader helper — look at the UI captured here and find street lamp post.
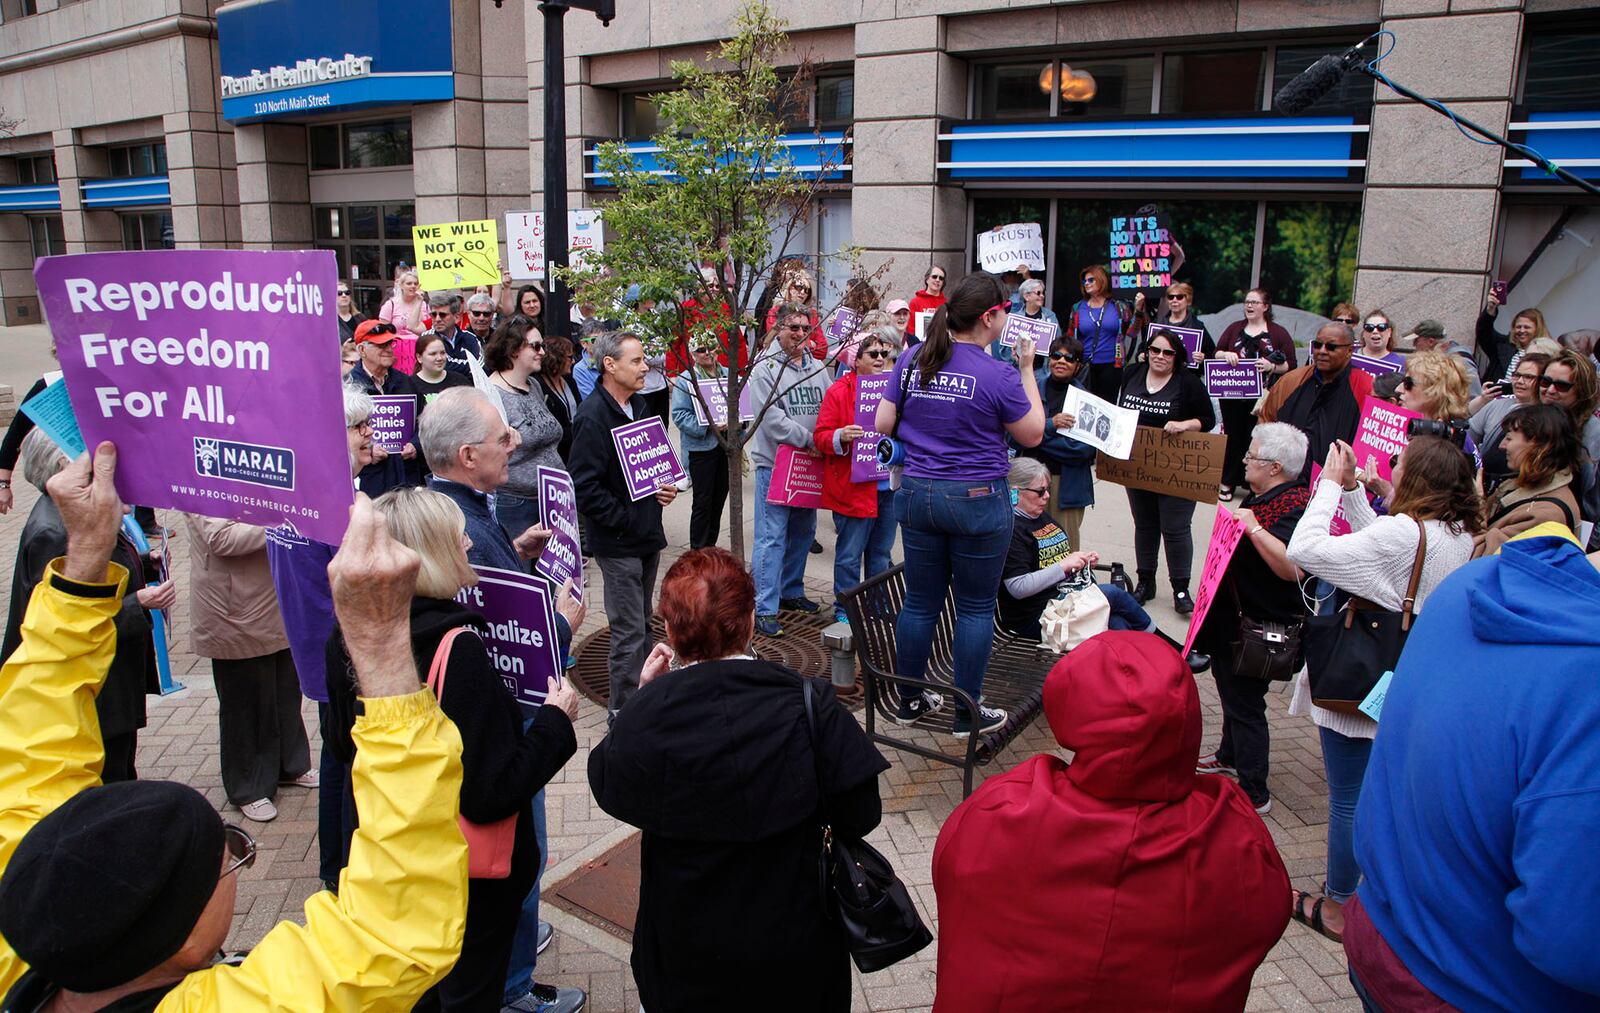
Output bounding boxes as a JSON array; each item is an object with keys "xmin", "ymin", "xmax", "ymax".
[{"xmin": 536, "ymin": 0, "xmax": 614, "ymax": 338}]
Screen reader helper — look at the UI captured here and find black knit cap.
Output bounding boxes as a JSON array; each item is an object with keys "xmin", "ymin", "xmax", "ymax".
[{"xmin": 0, "ymin": 781, "xmax": 226, "ymax": 992}]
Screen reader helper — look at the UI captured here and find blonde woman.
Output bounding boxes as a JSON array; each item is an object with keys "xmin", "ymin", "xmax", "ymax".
[
  {"xmin": 380, "ymin": 268, "xmax": 429, "ymax": 336},
  {"xmin": 1398, "ymin": 350, "xmax": 1471, "ymax": 424},
  {"xmin": 764, "ymin": 266, "xmax": 825, "ymax": 362}
]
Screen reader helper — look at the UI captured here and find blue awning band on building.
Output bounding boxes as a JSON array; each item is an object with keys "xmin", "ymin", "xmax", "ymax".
[
  {"xmin": 81, "ymin": 176, "xmax": 171, "ymax": 208},
  {"xmin": 0, "ymin": 184, "xmax": 62, "ymax": 212},
  {"xmin": 221, "ymin": 73, "xmax": 454, "ymax": 123},
  {"xmin": 584, "ymin": 132, "xmax": 852, "ymax": 187},
  {"xmin": 1508, "ymin": 112, "xmax": 1600, "ymax": 181},
  {"xmin": 938, "ymin": 116, "xmax": 1368, "ymax": 181}
]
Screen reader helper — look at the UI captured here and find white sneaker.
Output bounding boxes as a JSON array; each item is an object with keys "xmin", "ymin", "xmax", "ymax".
[
  {"xmin": 239, "ymin": 798, "xmax": 278, "ymax": 822},
  {"xmin": 280, "ymin": 770, "xmax": 319, "ymax": 788}
]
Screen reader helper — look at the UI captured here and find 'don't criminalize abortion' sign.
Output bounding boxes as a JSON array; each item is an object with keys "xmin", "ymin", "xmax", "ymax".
[{"xmin": 33, "ymin": 249, "xmax": 355, "ymax": 544}]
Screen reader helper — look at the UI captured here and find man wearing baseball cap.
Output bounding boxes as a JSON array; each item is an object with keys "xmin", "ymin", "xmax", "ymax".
[
  {"xmin": 1409, "ymin": 318, "xmax": 1483, "ymax": 396},
  {"xmin": 348, "ymin": 319, "xmax": 422, "ymax": 494},
  {"xmin": 0, "ymin": 443, "xmax": 468, "ymax": 1011}
]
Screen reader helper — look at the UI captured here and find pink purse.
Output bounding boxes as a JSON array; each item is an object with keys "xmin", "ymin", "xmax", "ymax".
[{"xmin": 429, "ymin": 628, "xmax": 519, "ymax": 879}]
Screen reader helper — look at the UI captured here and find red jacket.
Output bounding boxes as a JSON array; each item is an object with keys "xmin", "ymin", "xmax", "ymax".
[
  {"xmin": 813, "ymin": 371, "xmax": 879, "ymax": 518},
  {"xmin": 932, "ymin": 632, "xmax": 1291, "ymax": 1013},
  {"xmin": 906, "ymin": 289, "xmax": 946, "ymax": 339},
  {"xmin": 765, "ymin": 304, "xmax": 826, "ymax": 363},
  {"xmin": 669, "ymin": 298, "xmax": 747, "ymax": 376}
]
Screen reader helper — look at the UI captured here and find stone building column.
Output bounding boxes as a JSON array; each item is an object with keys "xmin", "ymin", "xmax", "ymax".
[
  {"xmin": 851, "ymin": 16, "xmax": 968, "ymax": 301},
  {"xmin": 1352, "ymin": 0, "xmax": 1526, "ymax": 348},
  {"xmin": 53, "ymin": 129, "xmax": 121, "ymax": 254},
  {"xmin": 233, "ymin": 122, "xmax": 312, "ymax": 250}
]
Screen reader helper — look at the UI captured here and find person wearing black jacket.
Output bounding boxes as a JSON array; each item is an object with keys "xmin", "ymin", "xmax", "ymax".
[
  {"xmin": 568, "ymin": 331, "xmax": 678, "ymax": 717},
  {"xmin": 324, "ymin": 486, "xmax": 580, "ymax": 1013},
  {"xmin": 536, "ymin": 335, "xmax": 583, "ymax": 462},
  {"xmin": 1117, "ymin": 329, "xmax": 1216, "ymax": 613},
  {"xmin": 589, "ymin": 548, "xmax": 889, "ymax": 1013}
]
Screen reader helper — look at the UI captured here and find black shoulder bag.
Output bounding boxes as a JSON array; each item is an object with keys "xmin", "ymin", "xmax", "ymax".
[
  {"xmin": 802, "ymin": 677, "xmax": 932, "ymax": 973},
  {"xmin": 1303, "ymin": 518, "xmax": 1426, "ymax": 715}
]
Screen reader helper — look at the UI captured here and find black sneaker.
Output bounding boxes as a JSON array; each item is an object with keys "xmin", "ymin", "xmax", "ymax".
[
  {"xmin": 1185, "ymin": 651, "xmax": 1211, "ymax": 674},
  {"xmin": 952, "ymin": 703, "xmax": 1008, "ymax": 738},
  {"xmin": 780, "ymin": 596, "xmax": 821, "ymax": 614},
  {"xmin": 895, "ymin": 689, "xmax": 944, "ymax": 725},
  {"xmin": 1132, "ymin": 579, "xmax": 1155, "ymax": 604},
  {"xmin": 1173, "ymin": 589, "xmax": 1194, "ymax": 615},
  {"xmin": 809, "ymin": 539, "xmax": 824, "ymax": 554}
]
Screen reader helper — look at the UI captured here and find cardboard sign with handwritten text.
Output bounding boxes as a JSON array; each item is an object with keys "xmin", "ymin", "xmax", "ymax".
[{"xmin": 1095, "ymin": 427, "xmax": 1224, "ymax": 504}]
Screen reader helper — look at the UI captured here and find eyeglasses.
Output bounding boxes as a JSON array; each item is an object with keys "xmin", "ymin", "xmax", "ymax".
[
  {"xmin": 222, "ymin": 823, "xmax": 258, "ymax": 879},
  {"xmin": 347, "ymin": 419, "xmax": 373, "ymax": 434},
  {"xmin": 337, "ymin": 288, "xmax": 350, "ymax": 296},
  {"xmin": 985, "ymin": 302, "xmax": 1009, "ymax": 318},
  {"xmin": 1147, "ymin": 346, "xmax": 1178, "ymax": 358},
  {"xmin": 782, "ymin": 323, "xmax": 807, "ymax": 332},
  {"xmin": 1242, "ymin": 453, "xmax": 1276, "ymax": 467},
  {"xmin": 1512, "ymin": 372, "xmax": 1542, "ymax": 382},
  {"xmin": 1539, "ymin": 375, "xmax": 1575, "ymax": 393},
  {"xmin": 1400, "ymin": 375, "xmax": 1417, "ymax": 390},
  {"xmin": 1310, "ymin": 340, "xmax": 1351, "ymax": 351},
  {"xmin": 473, "ymin": 431, "xmax": 516, "ymax": 450},
  {"xmin": 526, "ymin": 341, "xmax": 545, "ymax": 352},
  {"xmin": 1049, "ymin": 351, "xmax": 1083, "ymax": 362},
  {"xmin": 469, "ymin": 310, "xmax": 493, "ymax": 317},
  {"xmin": 1022, "ymin": 486, "xmax": 1050, "ymax": 497},
  {"xmin": 1166, "ymin": 293, "xmax": 1187, "ymax": 300},
  {"xmin": 1333, "ymin": 316, "xmax": 1357, "ymax": 325},
  {"xmin": 693, "ymin": 345, "xmax": 716, "ymax": 355},
  {"xmin": 860, "ymin": 348, "xmax": 891, "ymax": 360},
  {"xmin": 1081, "ymin": 277, "xmax": 1096, "ymax": 287},
  {"xmin": 366, "ymin": 323, "xmax": 397, "ymax": 336},
  {"xmin": 1243, "ymin": 299, "xmax": 1265, "ymax": 306},
  {"xmin": 928, "ymin": 274, "xmax": 945, "ymax": 282},
  {"xmin": 1363, "ymin": 322, "xmax": 1390, "ymax": 332}
]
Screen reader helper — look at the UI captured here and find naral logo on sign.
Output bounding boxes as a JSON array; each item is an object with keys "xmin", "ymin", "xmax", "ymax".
[{"xmin": 193, "ymin": 437, "xmax": 296, "ymax": 491}]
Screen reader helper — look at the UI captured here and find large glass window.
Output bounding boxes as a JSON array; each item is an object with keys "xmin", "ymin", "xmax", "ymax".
[
  {"xmin": 29, "ymin": 215, "xmax": 64, "ymax": 258},
  {"xmin": 16, "ymin": 154, "xmax": 54, "ymax": 185},
  {"xmin": 107, "ymin": 143, "xmax": 167, "ymax": 178},
  {"xmin": 1274, "ymin": 45, "xmax": 1374, "ymax": 117},
  {"xmin": 1161, "ymin": 51, "xmax": 1265, "ymax": 114},
  {"xmin": 1257, "ymin": 201, "xmax": 1361, "ymax": 318},
  {"xmin": 314, "ymin": 201, "xmax": 417, "ymax": 316},
  {"xmin": 121, "ymin": 212, "xmax": 174, "ymax": 250},
  {"xmin": 621, "ymin": 91, "xmax": 672, "ymax": 138},
  {"xmin": 1056, "ymin": 56, "xmax": 1155, "ymax": 118},
  {"xmin": 309, "ymin": 119, "xmax": 413, "ymax": 171},
  {"xmin": 1521, "ymin": 29, "xmax": 1600, "ymax": 110},
  {"xmin": 975, "ymin": 63, "xmax": 1052, "ymax": 120},
  {"xmin": 816, "ymin": 75, "xmax": 855, "ymax": 128}
]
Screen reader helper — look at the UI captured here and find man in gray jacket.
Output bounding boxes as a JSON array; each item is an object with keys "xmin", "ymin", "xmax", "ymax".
[{"xmin": 746, "ymin": 303, "xmax": 832, "ymax": 637}]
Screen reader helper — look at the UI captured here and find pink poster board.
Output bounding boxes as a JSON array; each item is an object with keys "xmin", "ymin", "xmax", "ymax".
[
  {"xmin": 768, "ymin": 444, "xmax": 824, "ymax": 509},
  {"xmin": 1182, "ymin": 502, "xmax": 1247, "ymax": 657},
  {"xmin": 1309, "ymin": 464, "xmax": 1353, "ymax": 536},
  {"xmin": 1350, "ymin": 397, "xmax": 1423, "ymax": 483}
]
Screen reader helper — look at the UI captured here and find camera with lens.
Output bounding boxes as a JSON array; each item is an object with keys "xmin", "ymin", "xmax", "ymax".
[
  {"xmin": 1262, "ymin": 347, "xmax": 1288, "ymax": 366},
  {"xmin": 876, "ymin": 437, "xmax": 906, "ymax": 467},
  {"xmin": 1405, "ymin": 417, "xmax": 1468, "ymax": 449}
]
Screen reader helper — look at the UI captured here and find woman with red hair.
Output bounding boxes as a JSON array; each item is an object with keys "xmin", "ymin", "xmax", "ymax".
[{"xmin": 587, "ymin": 548, "xmax": 890, "ymax": 1012}]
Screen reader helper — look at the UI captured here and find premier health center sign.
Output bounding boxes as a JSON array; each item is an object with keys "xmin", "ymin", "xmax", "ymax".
[
  {"xmin": 217, "ymin": 0, "xmax": 453, "ymax": 122},
  {"xmin": 34, "ymin": 249, "xmax": 355, "ymax": 544}
]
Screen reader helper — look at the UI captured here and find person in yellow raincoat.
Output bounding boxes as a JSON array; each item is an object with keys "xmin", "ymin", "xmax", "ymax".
[{"xmin": 0, "ymin": 442, "xmax": 469, "ymax": 1012}]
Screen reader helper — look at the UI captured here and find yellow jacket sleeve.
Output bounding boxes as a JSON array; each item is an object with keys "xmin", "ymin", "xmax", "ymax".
[
  {"xmin": 157, "ymin": 689, "xmax": 469, "ymax": 1012},
  {"xmin": 0, "ymin": 559, "xmax": 129, "ymax": 998}
]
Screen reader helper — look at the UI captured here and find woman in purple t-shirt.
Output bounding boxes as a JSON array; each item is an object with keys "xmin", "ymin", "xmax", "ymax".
[{"xmin": 875, "ymin": 272, "xmax": 1045, "ymax": 737}]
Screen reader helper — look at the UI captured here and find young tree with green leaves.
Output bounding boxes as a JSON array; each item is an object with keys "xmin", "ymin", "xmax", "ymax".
[{"xmin": 559, "ymin": 1, "xmax": 887, "ymax": 559}]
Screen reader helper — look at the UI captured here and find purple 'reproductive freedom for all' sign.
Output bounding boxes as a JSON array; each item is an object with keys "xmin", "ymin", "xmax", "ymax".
[
  {"xmin": 368, "ymin": 395, "xmax": 416, "ymax": 453},
  {"xmin": 1203, "ymin": 360, "xmax": 1265, "ymax": 400},
  {"xmin": 852, "ymin": 373, "xmax": 892, "ymax": 483},
  {"xmin": 611, "ymin": 416, "xmax": 687, "ymax": 501},
  {"xmin": 455, "ymin": 566, "xmax": 562, "ymax": 713},
  {"xmin": 999, "ymin": 313, "xmax": 1059, "ymax": 349},
  {"xmin": 534, "ymin": 465, "xmax": 583, "ymax": 603},
  {"xmin": 33, "ymin": 249, "xmax": 354, "ymax": 544}
]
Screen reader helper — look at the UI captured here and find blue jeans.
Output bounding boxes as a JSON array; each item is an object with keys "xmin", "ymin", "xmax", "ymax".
[
  {"xmin": 893, "ymin": 475, "xmax": 1012, "ymax": 708},
  {"xmin": 753, "ymin": 465, "xmax": 818, "ymax": 616},
  {"xmin": 831, "ymin": 490, "xmax": 898, "ymax": 601},
  {"xmin": 1102, "ymin": 584, "xmax": 1153, "ymax": 631},
  {"xmin": 501, "ymin": 787, "xmax": 548, "ymax": 1001},
  {"xmin": 494, "ymin": 490, "xmax": 540, "ymax": 574},
  {"xmin": 1319, "ymin": 726, "xmax": 1374, "ymax": 901}
]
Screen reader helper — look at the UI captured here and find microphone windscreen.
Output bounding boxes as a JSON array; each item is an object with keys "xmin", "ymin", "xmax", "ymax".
[{"xmin": 1273, "ymin": 54, "xmax": 1349, "ymax": 115}]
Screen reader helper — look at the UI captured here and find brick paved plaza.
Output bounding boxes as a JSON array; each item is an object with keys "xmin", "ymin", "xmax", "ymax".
[{"xmin": 0, "ymin": 324, "xmax": 1360, "ymax": 1012}]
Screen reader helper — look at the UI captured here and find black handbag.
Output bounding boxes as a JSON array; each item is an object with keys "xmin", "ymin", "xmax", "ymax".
[
  {"xmin": 802, "ymin": 678, "xmax": 933, "ymax": 973},
  {"xmin": 1304, "ymin": 518, "xmax": 1426, "ymax": 715},
  {"xmin": 1231, "ymin": 616, "xmax": 1305, "ymax": 681}
]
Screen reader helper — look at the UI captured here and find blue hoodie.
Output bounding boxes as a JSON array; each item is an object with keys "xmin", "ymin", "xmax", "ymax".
[{"xmin": 1354, "ymin": 527, "xmax": 1600, "ymax": 1012}]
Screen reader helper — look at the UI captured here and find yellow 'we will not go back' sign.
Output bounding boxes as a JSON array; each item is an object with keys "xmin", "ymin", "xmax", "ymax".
[{"xmin": 412, "ymin": 219, "xmax": 500, "ymax": 290}]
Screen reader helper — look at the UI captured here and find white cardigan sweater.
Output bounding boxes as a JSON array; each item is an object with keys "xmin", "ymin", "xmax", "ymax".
[{"xmin": 1283, "ymin": 479, "xmax": 1476, "ymax": 739}]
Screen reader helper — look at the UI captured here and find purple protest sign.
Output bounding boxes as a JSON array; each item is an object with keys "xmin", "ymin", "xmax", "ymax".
[
  {"xmin": 691, "ymin": 376, "xmax": 755, "ymax": 427},
  {"xmin": 456, "ymin": 566, "xmax": 561, "ymax": 713},
  {"xmin": 768, "ymin": 445, "xmax": 823, "ymax": 508},
  {"xmin": 368, "ymin": 395, "xmax": 416, "ymax": 453},
  {"xmin": 1203, "ymin": 359, "xmax": 1264, "ymax": 399},
  {"xmin": 851, "ymin": 373, "xmax": 892, "ymax": 483},
  {"xmin": 1351, "ymin": 353, "xmax": 1403, "ymax": 377},
  {"xmin": 1000, "ymin": 314, "xmax": 1059, "ymax": 349},
  {"xmin": 611, "ymin": 416, "xmax": 687, "ymax": 501},
  {"xmin": 34, "ymin": 249, "xmax": 353, "ymax": 544},
  {"xmin": 826, "ymin": 308, "xmax": 861, "ymax": 342},
  {"xmin": 1148, "ymin": 323, "xmax": 1204, "ymax": 361},
  {"xmin": 534, "ymin": 465, "xmax": 583, "ymax": 603}
]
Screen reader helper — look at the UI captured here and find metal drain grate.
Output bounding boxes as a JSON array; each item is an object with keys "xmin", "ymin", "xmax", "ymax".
[{"xmin": 569, "ymin": 611, "xmax": 863, "ymax": 710}]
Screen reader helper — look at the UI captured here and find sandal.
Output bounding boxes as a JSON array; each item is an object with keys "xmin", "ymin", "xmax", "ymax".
[
  {"xmin": 1290, "ymin": 890, "xmax": 1344, "ymax": 943},
  {"xmin": 1218, "ymin": 485, "xmax": 1235, "ymax": 502}
]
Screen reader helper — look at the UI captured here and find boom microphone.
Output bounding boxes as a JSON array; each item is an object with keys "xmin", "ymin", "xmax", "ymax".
[{"xmin": 1272, "ymin": 41, "xmax": 1371, "ymax": 115}]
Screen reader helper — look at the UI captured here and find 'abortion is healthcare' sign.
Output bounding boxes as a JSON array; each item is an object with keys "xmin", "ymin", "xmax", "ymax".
[{"xmin": 34, "ymin": 249, "xmax": 354, "ymax": 544}]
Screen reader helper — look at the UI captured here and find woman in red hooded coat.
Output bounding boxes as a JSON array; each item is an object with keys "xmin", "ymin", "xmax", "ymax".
[{"xmin": 931, "ymin": 631, "xmax": 1290, "ymax": 1012}]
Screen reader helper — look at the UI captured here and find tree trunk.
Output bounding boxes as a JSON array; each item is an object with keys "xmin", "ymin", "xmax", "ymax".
[{"xmin": 726, "ymin": 440, "xmax": 747, "ymax": 560}]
